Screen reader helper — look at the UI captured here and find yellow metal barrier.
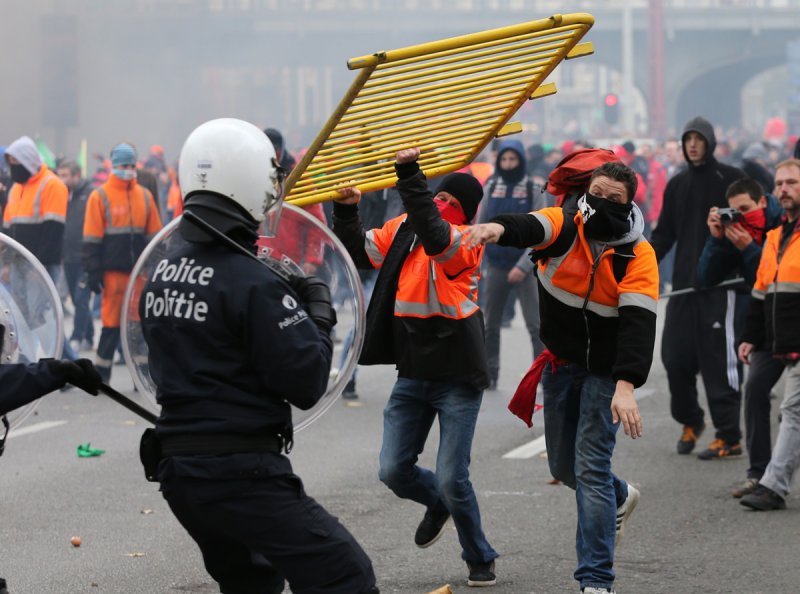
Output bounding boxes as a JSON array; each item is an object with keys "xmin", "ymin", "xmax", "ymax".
[{"xmin": 285, "ymin": 13, "xmax": 594, "ymax": 206}]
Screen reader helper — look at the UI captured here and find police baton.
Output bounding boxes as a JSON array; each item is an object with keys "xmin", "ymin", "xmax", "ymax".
[
  {"xmin": 98, "ymin": 383, "xmax": 158, "ymax": 424},
  {"xmin": 659, "ymin": 277, "xmax": 745, "ymax": 300}
]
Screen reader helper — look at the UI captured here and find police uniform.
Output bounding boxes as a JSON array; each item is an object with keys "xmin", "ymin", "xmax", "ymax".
[{"xmin": 140, "ymin": 213, "xmax": 377, "ymax": 594}]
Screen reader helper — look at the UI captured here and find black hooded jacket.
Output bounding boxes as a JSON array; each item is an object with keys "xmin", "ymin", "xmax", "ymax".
[{"xmin": 650, "ymin": 117, "xmax": 744, "ymax": 290}]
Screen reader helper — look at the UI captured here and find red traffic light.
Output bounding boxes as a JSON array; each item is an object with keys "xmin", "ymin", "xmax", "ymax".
[{"xmin": 604, "ymin": 93, "xmax": 619, "ymax": 107}]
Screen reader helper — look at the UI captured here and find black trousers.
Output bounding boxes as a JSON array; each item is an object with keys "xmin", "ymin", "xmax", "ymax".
[
  {"xmin": 744, "ymin": 350, "xmax": 785, "ymax": 479},
  {"xmin": 661, "ymin": 291, "xmax": 744, "ymax": 443},
  {"xmin": 158, "ymin": 453, "xmax": 378, "ymax": 594}
]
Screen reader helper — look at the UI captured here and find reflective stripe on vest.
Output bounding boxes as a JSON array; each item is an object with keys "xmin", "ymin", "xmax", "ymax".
[
  {"xmin": 96, "ymin": 186, "xmax": 149, "ymax": 234},
  {"xmin": 395, "ymin": 258, "xmax": 480, "ymax": 318},
  {"xmin": 765, "ymin": 281, "xmax": 800, "ymax": 294},
  {"xmin": 6, "ymin": 174, "xmax": 62, "ymax": 224}
]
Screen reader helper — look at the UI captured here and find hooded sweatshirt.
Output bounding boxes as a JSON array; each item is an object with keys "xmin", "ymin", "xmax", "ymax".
[
  {"xmin": 479, "ymin": 139, "xmax": 545, "ymax": 270},
  {"xmin": 650, "ymin": 117, "xmax": 745, "ymax": 290}
]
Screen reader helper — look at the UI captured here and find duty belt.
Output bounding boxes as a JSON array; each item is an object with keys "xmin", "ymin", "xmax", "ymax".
[{"xmin": 159, "ymin": 433, "xmax": 284, "ymax": 457}]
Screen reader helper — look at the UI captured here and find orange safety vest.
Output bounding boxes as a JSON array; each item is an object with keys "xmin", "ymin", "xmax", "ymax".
[
  {"xmin": 364, "ymin": 214, "xmax": 483, "ymax": 319},
  {"xmin": 750, "ymin": 221, "xmax": 800, "ymax": 354},
  {"xmin": 530, "ymin": 206, "xmax": 658, "ymax": 385},
  {"xmin": 2, "ymin": 163, "xmax": 68, "ymax": 265},
  {"xmin": 83, "ymin": 174, "xmax": 163, "ymax": 274}
]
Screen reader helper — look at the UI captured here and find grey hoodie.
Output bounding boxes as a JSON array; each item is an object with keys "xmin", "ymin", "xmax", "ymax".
[{"xmin": 5, "ymin": 136, "xmax": 42, "ymax": 175}]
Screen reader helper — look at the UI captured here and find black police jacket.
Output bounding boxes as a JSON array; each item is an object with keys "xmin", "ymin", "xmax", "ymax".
[{"xmin": 140, "ymin": 240, "xmax": 333, "ymax": 439}]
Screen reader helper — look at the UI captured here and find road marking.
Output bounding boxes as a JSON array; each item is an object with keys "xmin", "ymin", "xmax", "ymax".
[
  {"xmin": 8, "ymin": 420, "xmax": 68, "ymax": 439},
  {"xmin": 502, "ymin": 387, "xmax": 656, "ymax": 459}
]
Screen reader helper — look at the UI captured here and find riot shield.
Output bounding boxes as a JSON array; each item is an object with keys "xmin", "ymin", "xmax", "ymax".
[
  {"xmin": 0, "ymin": 233, "xmax": 64, "ymax": 428},
  {"xmin": 122, "ymin": 204, "xmax": 365, "ymax": 431}
]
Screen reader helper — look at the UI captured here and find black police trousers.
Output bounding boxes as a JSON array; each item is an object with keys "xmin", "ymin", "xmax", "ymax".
[{"xmin": 158, "ymin": 452, "xmax": 378, "ymax": 594}]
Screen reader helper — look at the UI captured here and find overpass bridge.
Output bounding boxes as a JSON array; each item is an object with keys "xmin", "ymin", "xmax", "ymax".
[{"xmin": 4, "ymin": 1, "xmax": 800, "ymax": 157}]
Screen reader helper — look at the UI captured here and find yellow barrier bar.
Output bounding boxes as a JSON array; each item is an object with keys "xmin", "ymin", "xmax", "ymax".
[
  {"xmin": 315, "ymin": 107, "xmax": 505, "ymax": 159},
  {"xmin": 374, "ymin": 23, "xmax": 582, "ymax": 71},
  {"xmin": 365, "ymin": 42, "xmax": 566, "ymax": 88},
  {"xmin": 343, "ymin": 78, "xmax": 525, "ymax": 121},
  {"xmin": 294, "ymin": 137, "xmax": 483, "ymax": 191},
  {"xmin": 316, "ymin": 105, "xmax": 506, "ymax": 160},
  {"xmin": 336, "ymin": 90, "xmax": 519, "ymax": 133},
  {"xmin": 357, "ymin": 59, "xmax": 549, "ymax": 99},
  {"xmin": 289, "ymin": 155, "xmax": 473, "ymax": 205},
  {"xmin": 370, "ymin": 30, "xmax": 578, "ymax": 80},
  {"xmin": 360, "ymin": 49, "xmax": 562, "ymax": 95},
  {"xmin": 296, "ymin": 131, "xmax": 489, "ymax": 189},
  {"xmin": 496, "ymin": 121, "xmax": 523, "ymax": 137},
  {"xmin": 302, "ymin": 123, "xmax": 490, "ymax": 177},
  {"xmin": 566, "ymin": 41, "xmax": 595, "ymax": 59},
  {"xmin": 286, "ymin": 13, "xmax": 594, "ymax": 204},
  {"xmin": 347, "ymin": 13, "xmax": 592, "ymax": 69},
  {"xmin": 531, "ymin": 82, "xmax": 558, "ymax": 99},
  {"xmin": 284, "ymin": 66, "xmax": 374, "ymax": 195}
]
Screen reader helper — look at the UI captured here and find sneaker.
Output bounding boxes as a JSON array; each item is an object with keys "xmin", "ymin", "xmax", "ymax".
[
  {"xmin": 487, "ymin": 378, "xmax": 498, "ymax": 391},
  {"xmin": 466, "ymin": 560, "xmax": 496, "ymax": 587},
  {"xmin": 696, "ymin": 439, "xmax": 742, "ymax": 460},
  {"xmin": 677, "ymin": 423, "xmax": 704, "ymax": 455},
  {"xmin": 69, "ymin": 339, "xmax": 81, "ymax": 354},
  {"xmin": 582, "ymin": 588, "xmax": 615, "ymax": 594},
  {"xmin": 414, "ymin": 507, "xmax": 450, "ymax": 548},
  {"xmin": 0, "ymin": 576, "xmax": 8, "ymax": 594},
  {"xmin": 342, "ymin": 390, "xmax": 359, "ymax": 400},
  {"xmin": 80, "ymin": 339, "xmax": 94, "ymax": 352},
  {"xmin": 615, "ymin": 483, "xmax": 639, "ymax": 546},
  {"xmin": 740, "ymin": 485, "xmax": 786, "ymax": 511},
  {"xmin": 732, "ymin": 477, "xmax": 760, "ymax": 499}
]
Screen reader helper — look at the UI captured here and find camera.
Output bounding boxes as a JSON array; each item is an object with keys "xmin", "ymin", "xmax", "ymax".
[{"xmin": 717, "ymin": 207, "xmax": 743, "ymax": 225}]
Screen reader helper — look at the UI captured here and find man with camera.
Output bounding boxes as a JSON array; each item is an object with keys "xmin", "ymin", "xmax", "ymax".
[{"xmin": 697, "ymin": 177, "xmax": 784, "ymax": 495}]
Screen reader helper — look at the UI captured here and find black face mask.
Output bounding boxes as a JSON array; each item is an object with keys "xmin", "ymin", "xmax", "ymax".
[
  {"xmin": 581, "ymin": 192, "xmax": 632, "ymax": 241},
  {"xmin": 9, "ymin": 163, "xmax": 32, "ymax": 184}
]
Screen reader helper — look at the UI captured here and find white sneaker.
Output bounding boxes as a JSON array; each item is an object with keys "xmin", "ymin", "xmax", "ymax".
[
  {"xmin": 615, "ymin": 483, "xmax": 639, "ymax": 546},
  {"xmin": 69, "ymin": 339, "xmax": 81, "ymax": 354},
  {"xmin": 582, "ymin": 588, "xmax": 616, "ymax": 594}
]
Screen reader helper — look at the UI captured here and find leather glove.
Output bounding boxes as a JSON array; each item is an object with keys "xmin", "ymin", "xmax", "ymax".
[
  {"xmin": 46, "ymin": 358, "xmax": 103, "ymax": 395},
  {"xmin": 288, "ymin": 274, "xmax": 337, "ymax": 334}
]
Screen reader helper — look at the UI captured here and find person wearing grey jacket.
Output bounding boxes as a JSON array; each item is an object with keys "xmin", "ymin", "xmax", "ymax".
[{"xmin": 478, "ymin": 139, "xmax": 546, "ymax": 390}]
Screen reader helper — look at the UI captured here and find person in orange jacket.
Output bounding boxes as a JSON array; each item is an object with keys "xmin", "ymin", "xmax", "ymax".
[
  {"xmin": 82, "ymin": 142, "xmax": 162, "ymax": 382},
  {"xmin": 332, "ymin": 149, "xmax": 498, "ymax": 587},
  {"xmin": 465, "ymin": 161, "xmax": 657, "ymax": 594},
  {"xmin": 2, "ymin": 135, "xmax": 68, "ymax": 277}
]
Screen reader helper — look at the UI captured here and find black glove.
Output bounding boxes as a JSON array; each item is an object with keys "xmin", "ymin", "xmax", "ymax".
[
  {"xmin": 288, "ymin": 274, "xmax": 337, "ymax": 334},
  {"xmin": 83, "ymin": 271, "xmax": 103, "ymax": 294},
  {"xmin": 47, "ymin": 358, "xmax": 103, "ymax": 395}
]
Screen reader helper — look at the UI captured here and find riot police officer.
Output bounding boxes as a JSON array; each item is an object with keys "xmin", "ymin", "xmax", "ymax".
[{"xmin": 139, "ymin": 118, "xmax": 378, "ymax": 594}]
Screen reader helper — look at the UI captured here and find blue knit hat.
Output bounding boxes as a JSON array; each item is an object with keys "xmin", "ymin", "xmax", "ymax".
[{"xmin": 110, "ymin": 143, "xmax": 137, "ymax": 167}]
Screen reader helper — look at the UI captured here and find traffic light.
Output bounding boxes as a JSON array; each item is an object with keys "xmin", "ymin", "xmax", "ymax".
[{"xmin": 603, "ymin": 93, "xmax": 619, "ymax": 125}]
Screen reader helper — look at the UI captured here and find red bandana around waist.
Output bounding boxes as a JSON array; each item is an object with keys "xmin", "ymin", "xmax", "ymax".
[{"xmin": 507, "ymin": 349, "xmax": 567, "ymax": 427}]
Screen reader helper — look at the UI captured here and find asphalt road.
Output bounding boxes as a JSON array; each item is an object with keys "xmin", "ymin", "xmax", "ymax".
[{"xmin": 1, "ymin": 303, "xmax": 797, "ymax": 594}]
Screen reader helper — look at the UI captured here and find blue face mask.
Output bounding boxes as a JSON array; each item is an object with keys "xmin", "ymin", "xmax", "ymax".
[{"xmin": 113, "ymin": 168, "xmax": 136, "ymax": 181}]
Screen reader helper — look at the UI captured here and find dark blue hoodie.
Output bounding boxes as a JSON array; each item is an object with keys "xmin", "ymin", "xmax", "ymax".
[{"xmin": 479, "ymin": 139, "xmax": 545, "ymax": 270}]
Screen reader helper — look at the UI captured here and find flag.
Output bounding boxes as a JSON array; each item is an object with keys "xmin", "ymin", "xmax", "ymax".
[
  {"xmin": 35, "ymin": 136, "xmax": 56, "ymax": 169},
  {"xmin": 77, "ymin": 139, "xmax": 88, "ymax": 178}
]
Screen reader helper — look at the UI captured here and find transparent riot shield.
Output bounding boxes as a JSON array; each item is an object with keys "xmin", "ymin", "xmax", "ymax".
[
  {"xmin": 0, "ymin": 233, "xmax": 64, "ymax": 428},
  {"xmin": 122, "ymin": 204, "xmax": 365, "ymax": 431}
]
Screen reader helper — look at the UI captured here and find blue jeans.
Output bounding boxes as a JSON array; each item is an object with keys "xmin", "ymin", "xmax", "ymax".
[
  {"xmin": 378, "ymin": 377, "xmax": 497, "ymax": 564},
  {"xmin": 63, "ymin": 262, "xmax": 94, "ymax": 345},
  {"xmin": 542, "ymin": 364, "xmax": 627, "ymax": 591}
]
